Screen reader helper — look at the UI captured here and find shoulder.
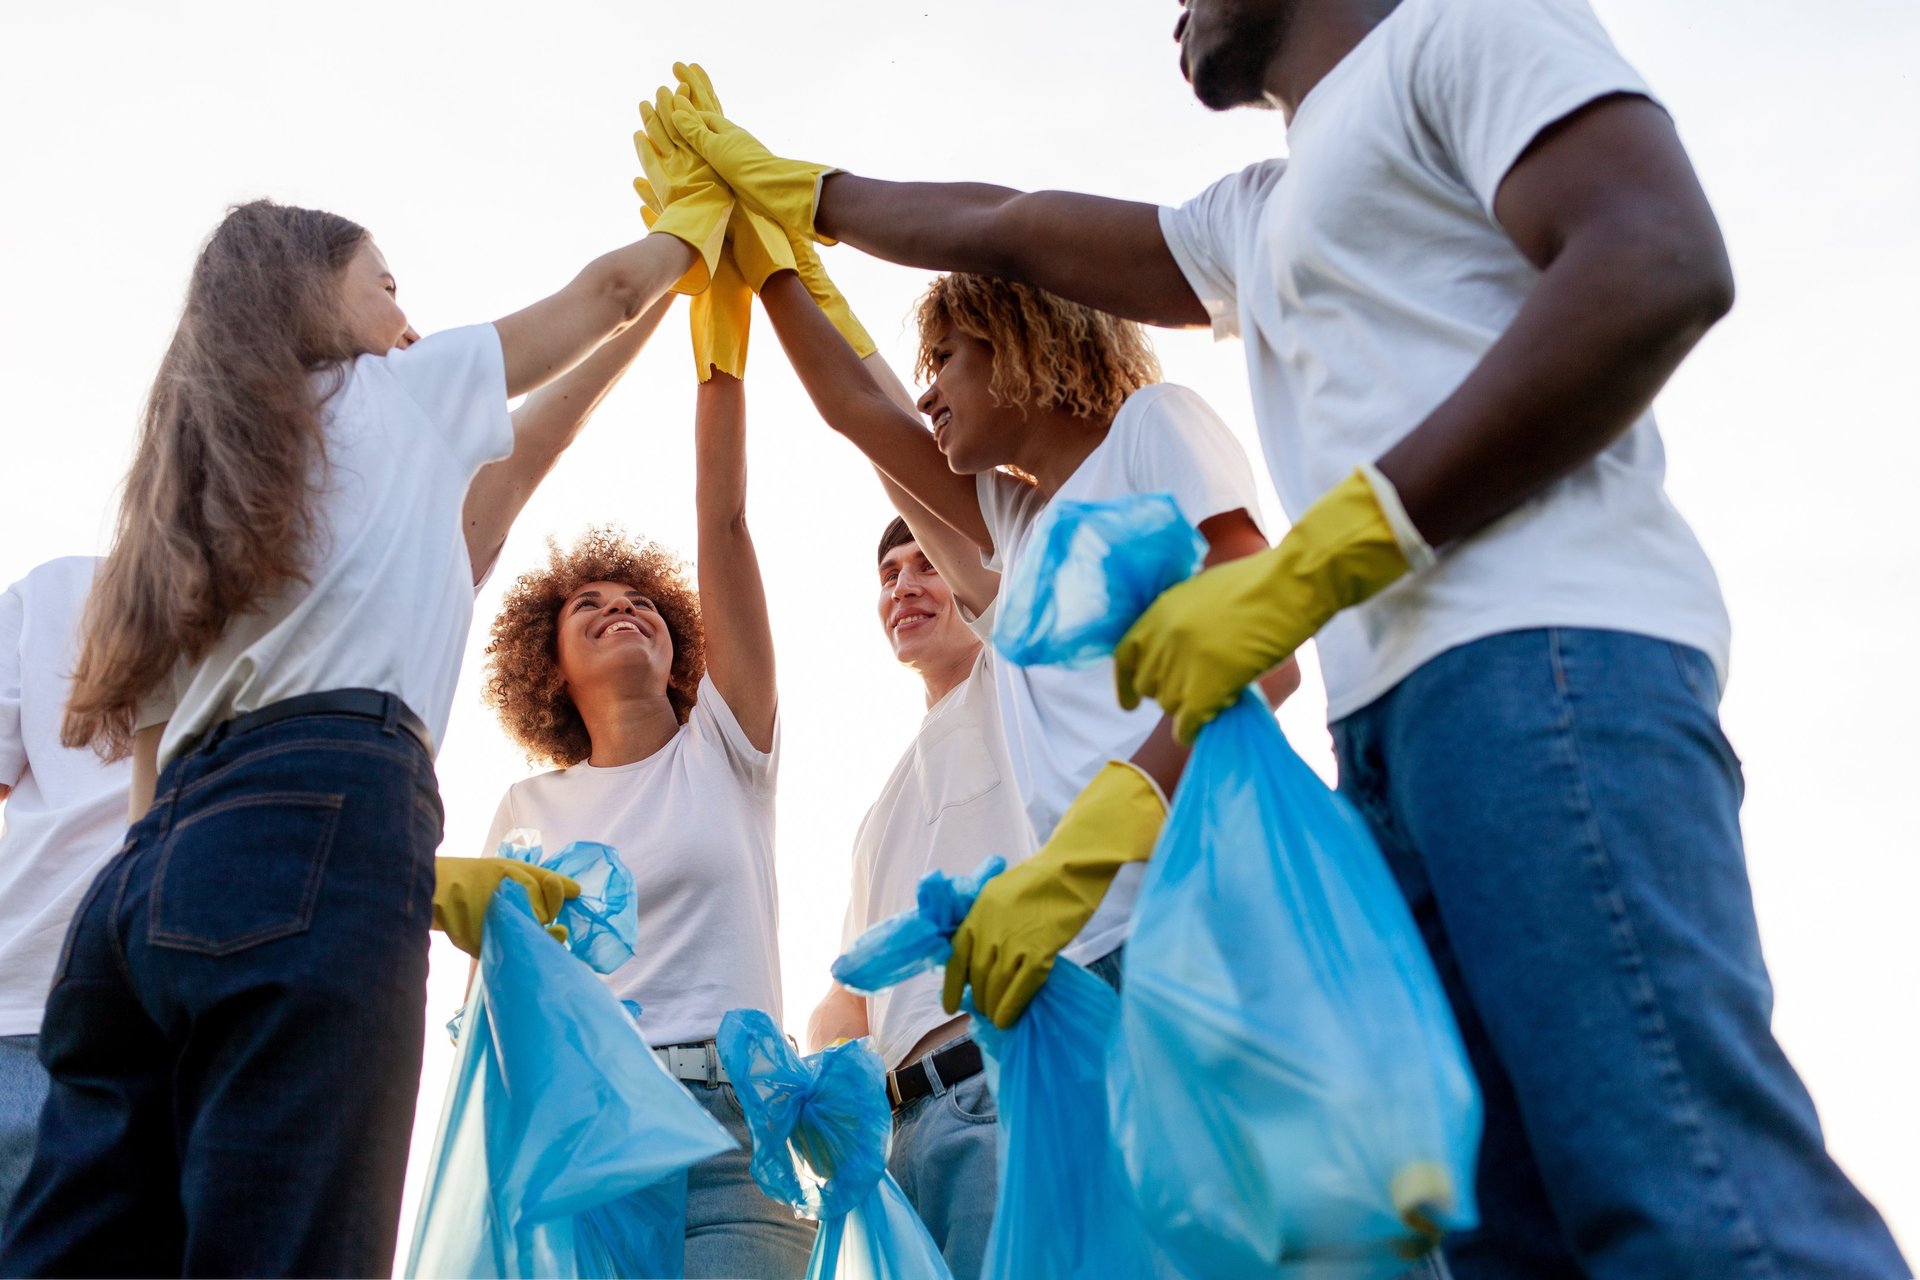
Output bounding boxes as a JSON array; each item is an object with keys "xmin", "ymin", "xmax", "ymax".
[{"xmin": 1116, "ymin": 382, "xmax": 1234, "ymax": 440}]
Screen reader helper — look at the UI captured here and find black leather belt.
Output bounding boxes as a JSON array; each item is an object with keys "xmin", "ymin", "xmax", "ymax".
[
  {"xmin": 188, "ymin": 688, "xmax": 431, "ymax": 758},
  {"xmin": 886, "ymin": 1036, "xmax": 983, "ymax": 1110}
]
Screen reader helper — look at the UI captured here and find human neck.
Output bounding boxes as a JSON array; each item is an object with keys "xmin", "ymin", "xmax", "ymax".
[
  {"xmin": 574, "ymin": 686, "xmax": 683, "ymax": 767},
  {"xmin": 918, "ymin": 645, "xmax": 979, "ymax": 709},
  {"xmin": 1264, "ymin": 0, "xmax": 1401, "ymax": 119},
  {"xmin": 1014, "ymin": 407, "xmax": 1113, "ymax": 497}
]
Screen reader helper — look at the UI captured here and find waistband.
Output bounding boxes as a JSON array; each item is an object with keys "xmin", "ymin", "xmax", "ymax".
[
  {"xmin": 182, "ymin": 689, "xmax": 431, "ymax": 760},
  {"xmin": 887, "ymin": 1036, "xmax": 983, "ymax": 1111},
  {"xmin": 656, "ymin": 1040, "xmax": 729, "ymax": 1086}
]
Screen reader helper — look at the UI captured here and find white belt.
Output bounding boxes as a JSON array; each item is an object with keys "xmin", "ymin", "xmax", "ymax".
[{"xmin": 655, "ymin": 1041, "xmax": 729, "ymax": 1086}]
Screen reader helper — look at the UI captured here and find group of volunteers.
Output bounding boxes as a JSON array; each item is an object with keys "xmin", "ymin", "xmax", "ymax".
[{"xmin": 0, "ymin": 0, "xmax": 1908, "ymax": 1277}]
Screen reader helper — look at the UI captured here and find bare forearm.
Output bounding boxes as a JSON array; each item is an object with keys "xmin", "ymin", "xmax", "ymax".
[
  {"xmin": 694, "ymin": 373, "xmax": 777, "ymax": 748},
  {"xmin": 762, "ymin": 273, "xmax": 988, "ymax": 544},
  {"xmin": 817, "ymin": 176, "xmax": 1206, "ymax": 328},
  {"xmin": 805, "ymin": 984, "xmax": 870, "ymax": 1053},
  {"xmin": 1378, "ymin": 236, "xmax": 1730, "ymax": 546},
  {"xmin": 495, "ymin": 234, "xmax": 695, "ymax": 398}
]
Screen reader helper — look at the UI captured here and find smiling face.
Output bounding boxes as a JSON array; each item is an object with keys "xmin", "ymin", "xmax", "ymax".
[
  {"xmin": 914, "ymin": 325, "xmax": 1026, "ymax": 475},
  {"xmin": 878, "ymin": 540, "xmax": 979, "ymax": 672},
  {"xmin": 553, "ymin": 580, "xmax": 676, "ymax": 701},
  {"xmin": 1174, "ymin": 0, "xmax": 1295, "ymax": 110}
]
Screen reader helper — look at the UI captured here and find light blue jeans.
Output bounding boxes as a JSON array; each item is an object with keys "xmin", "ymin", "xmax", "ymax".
[
  {"xmin": 0, "ymin": 1036, "xmax": 47, "ymax": 1233},
  {"xmin": 682, "ymin": 1080, "xmax": 817, "ymax": 1278},
  {"xmin": 1331, "ymin": 629, "xmax": 1908, "ymax": 1279}
]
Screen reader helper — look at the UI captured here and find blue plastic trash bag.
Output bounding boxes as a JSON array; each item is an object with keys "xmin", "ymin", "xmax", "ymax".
[
  {"xmin": 997, "ymin": 493, "xmax": 1484, "ymax": 1279},
  {"xmin": 716, "ymin": 1009, "xmax": 952, "ymax": 1280},
  {"xmin": 406, "ymin": 881, "xmax": 735, "ymax": 1279},
  {"xmin": 496, "ymin": 828, "xmax": 638, "ymax": 974},
  {"xmin": 836, "ymin": 860, "xmax": 1168, "ymax": 1280}
]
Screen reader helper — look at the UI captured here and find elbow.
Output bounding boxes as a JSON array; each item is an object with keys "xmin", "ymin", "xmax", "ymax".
[{"xmin": 1631, "ymin": 220, "xmax": 1736, "ymax": 338}]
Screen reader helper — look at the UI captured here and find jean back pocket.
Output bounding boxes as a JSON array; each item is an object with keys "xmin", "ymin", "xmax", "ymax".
[{"xmin": 148, "ymin": 791, "xmax": 342, "ymax": 956}]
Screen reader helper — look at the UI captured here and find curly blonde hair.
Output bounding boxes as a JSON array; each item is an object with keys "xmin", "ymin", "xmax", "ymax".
[
  {"xmin": 483, "ymin": 526, "xmax": 705, "ymax": 767},
  {"xmin": 912, "ymin": 274, "xmax": 1162, "ymax": 422}
]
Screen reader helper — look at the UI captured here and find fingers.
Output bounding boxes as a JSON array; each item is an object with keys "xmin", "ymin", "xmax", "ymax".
[
  {"xmin": 993, "ymin": 960, "xmax": 1051, "ymax": 1030},
  {"xmin": 676, "ymin": 61, "xmax": 721, "ymax": 114},
  {"xmin": 652, "ymin": 87, "xmax": 688, "ymax": 147},
  {"xmin": 941, "ymin": 925, "xmax": 973, "ymax": 1015},
  {"xmin": 546, "ymin": 924, "xmax": 571, "ymax": 945},
  {"xmin": 1114, "ymin": 637, "xmax": 1143, "ymax": 712}
]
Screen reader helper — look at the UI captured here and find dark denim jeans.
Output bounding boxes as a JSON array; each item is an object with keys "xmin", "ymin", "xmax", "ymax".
[
  {"xmin": 1332, "ymin": 628, "xmax": 1908, "ymax": 1280},
  {"xmin": 0, "ymin": 708, "xmax": 441, "ymax": 1279}
]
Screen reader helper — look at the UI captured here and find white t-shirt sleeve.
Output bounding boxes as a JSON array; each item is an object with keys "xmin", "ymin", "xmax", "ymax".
[
  {"xmin": 383, "ymin": 323, "xmax": 516, "ymax": 477},
  {"xmin": 1158, "ymin": 160, "xmax": 1288, "ymax": 341},
  {"xmin": 686, "ymin": 674, "xmax": 777, "ymax": 794},
  {"xmin": 1124, "ymin": 385, "xmax": 1265, "ymax": 535},
  {"xmin": 974, "ymin": 472, "xmax": 1049, "ymax": 574},
  {"xmin": 0, "ymin": 582, "xmax": 24, "ymax": 786},
  {"xmin": 480, "ymin": 789, "xmax": 517, "ymax": 857},
  {"xmin": 1412, "ymin": 0, "xmax": 1656, "ymax": 217}
]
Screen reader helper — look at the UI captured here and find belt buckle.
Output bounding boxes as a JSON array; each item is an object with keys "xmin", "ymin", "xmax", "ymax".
[{"xmin": 885, "ymin": 1068, "xmax": 905, "ymax": 1108}]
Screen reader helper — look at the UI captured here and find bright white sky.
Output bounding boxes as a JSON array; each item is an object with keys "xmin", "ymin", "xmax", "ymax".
[{"xmin": 2, "ymin": 0, "xmax": 1914, "ymax": 1263}]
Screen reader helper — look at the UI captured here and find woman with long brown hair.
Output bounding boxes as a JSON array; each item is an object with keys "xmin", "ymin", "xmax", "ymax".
[{"xmin": 0, "ymin": 184, "xmax": 726, "ymax": 1276}]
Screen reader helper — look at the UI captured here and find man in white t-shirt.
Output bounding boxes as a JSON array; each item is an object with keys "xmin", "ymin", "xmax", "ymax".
[
  {"xmin": 0, "ymin": 558, "xmax": 131, "ymax": 1231},
  {"xmin": 665, "ymin": 4, "xmax": 1908, "ymax": 1276},
  {"xmin": 807, "ymin": 518, "xmax": 1053, "ymax": 1280}
]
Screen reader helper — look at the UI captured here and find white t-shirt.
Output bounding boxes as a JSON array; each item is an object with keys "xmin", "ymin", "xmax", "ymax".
[
  {"xmin": 142, "ymin": 324, "xmax": 515, "ymax": 766},
  {"xmin": 839, "ymin": 649, "xmax": 1037, "ymax": 1070},
  {"xmin": 1158, "ymin": 0, "xmax": 1730, "ymax": 721},
  {"xmin": 482, "ymin": 676, "xmax": 784, "ymax": 1048},
  {"xmin": 0, "ymin": 557, "xmax": 134, "ymax": 1036},
  {"xmin": 974, "ymin": 381, "xmax": 1263, "ymax": 960}
]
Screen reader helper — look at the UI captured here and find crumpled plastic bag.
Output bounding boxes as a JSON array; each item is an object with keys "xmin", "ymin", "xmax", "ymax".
[
  {"xmin": 836, "ymin": 859, "xmax": 1168, "ymax": 1280},
  {"xmin": 715, "ymin": 1008, "xmax": 953, "ymax": 1280},
  {"xmin": 995, "ymin": 493, "xmax": 1484, "ymax": 1279},
  {"xmin": 406, "ymin": 880, "xmax": 734, "ymax": 1278},
  {"xmin": 496, "ymin": 828, "xmax": 638, "ymax": 974}
]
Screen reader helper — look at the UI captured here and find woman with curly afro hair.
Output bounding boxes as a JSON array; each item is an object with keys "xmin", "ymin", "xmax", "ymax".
[{"xmin": 477, "ymin": 368, "xmax": 814, "ymax": 1277}]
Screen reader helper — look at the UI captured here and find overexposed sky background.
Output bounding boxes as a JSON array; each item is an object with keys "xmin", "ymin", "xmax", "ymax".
[{"xmin": 2, "ymin": 0, "xmax": 1914, "ymax": 1262}]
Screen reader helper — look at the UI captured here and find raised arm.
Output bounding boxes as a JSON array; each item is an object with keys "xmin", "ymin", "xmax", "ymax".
[
  {"xmin": 693, "ymin": 373, "xmax": 776, "ymax": 751},
  {"xmin": 759, "ymin": 271, "xmax": 993, "ymax": 552},
  {"xmin": 854, "ymin": 352, "xmax": 1002, "ymax": 617},
  {"xmin": 464, "ymin": 295, "xmax": 676, "ymax": 582},
  {"xmin": 491, "ymin": 236, "xmax": 696, "ymax": 398},
  {"xmin": 652, "ymin": 69, "xmax": 1207, "ymax": 330},
  {"xmin": 820, "ymin": 179, "xmax": 1208, "ymax": 330}
]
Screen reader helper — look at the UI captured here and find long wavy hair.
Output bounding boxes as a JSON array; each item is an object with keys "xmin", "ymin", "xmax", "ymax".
[{"xmin": 63, "ymin": 200, "xmax": 370, "ymax": 757}]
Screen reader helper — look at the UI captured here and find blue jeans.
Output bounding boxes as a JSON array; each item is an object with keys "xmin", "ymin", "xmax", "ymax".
[
  {"xmin": 683, "ymin": 1080, "xmax": 818, "ymax": 1278},
  {"xmin": 0, "ymin": 708, "xmax": 441, "ymax": 1278},
  {"xmin": 0, "ymin": 1037, "xmax": 46, "ymax": 1239},
  {"xmin": 1330, "ymin": 629, "xmax": 1908, "ymax": 1280}
]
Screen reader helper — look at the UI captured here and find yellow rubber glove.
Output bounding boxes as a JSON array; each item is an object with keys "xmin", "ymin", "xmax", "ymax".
[
  {"xmin": 1116, "ymin": 463, "xmax": 1436, "ymax": 744},
  {"xmin": 787, "ymin": 236, "xmax": 877, "ymax": 358},
  {"xmin": 942, "ymin": 761, "xmax": 1167, "ymax": 1028},
  {"xmin": 690, "ymin": 238, "xmax": 752, "ymax": 381},
  {"xmin": 431, "ymin": 857, "xmax": 581, "ymax": 958},
  {"xmin": 666, "ymin": 61, "xmax": 799, "ymax": 294},
  {"xmin": 664, "ymin": 62, "xmax": 839, "ymax": 245},
  {"xmin": 634, "ymin": 86, "xmax": 733, "ymax": 295}
]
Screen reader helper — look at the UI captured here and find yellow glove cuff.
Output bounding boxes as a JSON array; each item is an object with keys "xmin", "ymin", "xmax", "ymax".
[
  {"xmin": 691, "ymin": 251, "xmax": 752, "ymax": 381},
  {"xmin": 1048, "ymin": 759, "xmax": 1168, "ymax": 871}
]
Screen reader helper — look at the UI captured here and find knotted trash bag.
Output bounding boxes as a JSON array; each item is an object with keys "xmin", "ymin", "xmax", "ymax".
[
  {"xmin": 496, "ymin": 827, "xmax": 640, "ymax": 975},
  {"xmin": 406, "ymin": 880, "xmax": 734, "ymax": 1278},
  {"xmin": 835, "ymin": 859, "xmax": 1168, "ymax": 1280},
  {"xmin": 715, "ymin": 1008, "xmax": 952, "ymax": 1280},
  {"xmin": 996, "ymin": 494, "xmax": 1484, "ymax": 1279}
]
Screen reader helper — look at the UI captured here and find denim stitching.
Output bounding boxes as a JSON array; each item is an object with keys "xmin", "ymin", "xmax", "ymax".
[
  {"xmin": 147, "ymin": 793, "xmax": 343, "ymax": 956},
  {"xmin": 1547, "ymin": 630, "xmax": 1775, "ymax": 1277}
]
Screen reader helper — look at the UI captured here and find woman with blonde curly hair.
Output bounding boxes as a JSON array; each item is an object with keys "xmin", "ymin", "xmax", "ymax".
[
  {"xmin": 478, "ymin": 363, "xmax": 813, "ymax": 1277},
  {"xmin": 753, "ymin": 257, "xmax": 1296, "ymax": 1279}
]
